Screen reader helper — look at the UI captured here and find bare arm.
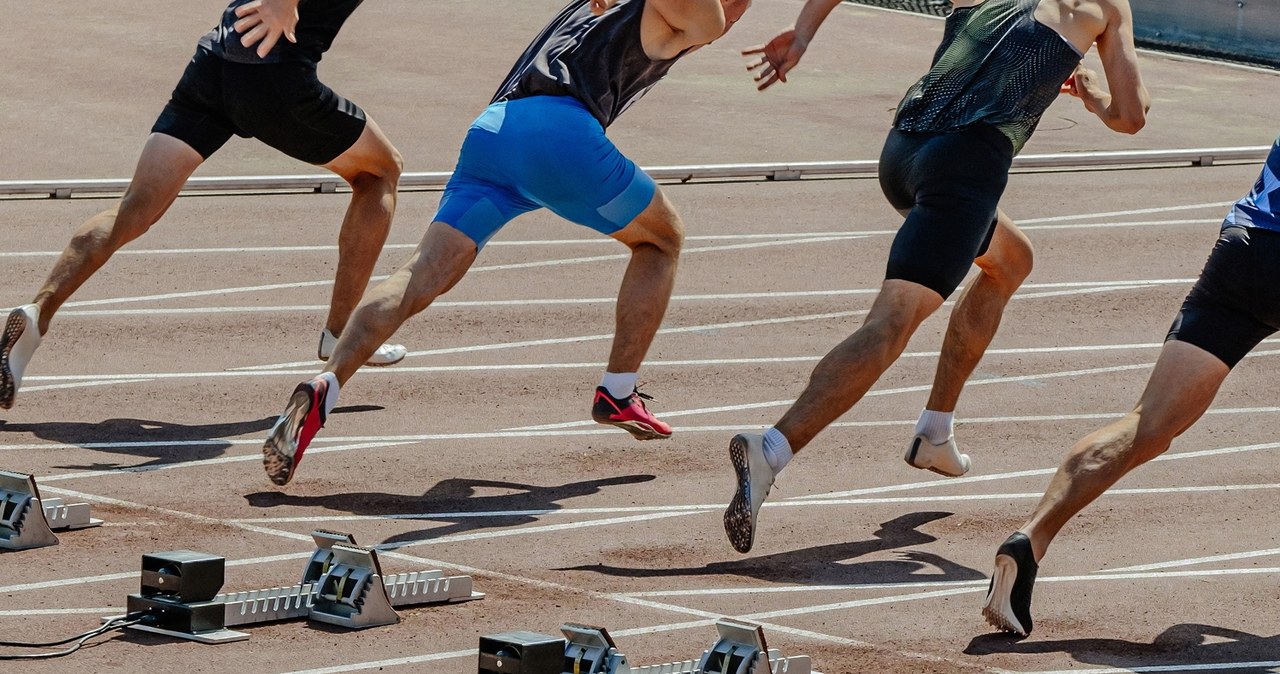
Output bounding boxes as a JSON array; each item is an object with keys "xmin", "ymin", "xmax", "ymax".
[
  {"xmin": 647, "ymin": 0, "xmax": 727, "ymax": 50},
  {"xmin": 1070, "ymin": 1, "xmax": 1149, "ymax": 134},
  {"xmin": 742, "ymin": 0, "xmax": 844, "ymax": 90},
  {"xmin": 234, "ymin": 0, "xmax": 300, "ymax": 58}
]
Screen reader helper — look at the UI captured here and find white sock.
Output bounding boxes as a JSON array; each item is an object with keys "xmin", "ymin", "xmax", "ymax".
[
  {"xmin": 600, "ymin": 372, "xmax": 638, "ymax": 399},
  {"xmin": 316, "ymin": 372, "xmax": 340, "ymax": 415},
  {"xmin": 762, "ymin": 427, "xmax": 793, "ymax": 473},
  {"xmin": 915, "ymin": 409, "xmax": 954, "ymax": 445}
]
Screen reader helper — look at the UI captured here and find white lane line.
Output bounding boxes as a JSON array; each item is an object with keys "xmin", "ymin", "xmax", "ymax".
[
  {"xmin": 20, "ymin": 378, "xmax": 156, "ymax": 393},
  {"xmin": 38, "ymin": 441, "xmax": 417, "ymax": 483},
  {"xmin": 49, "ymin": 277, "xmax": 1194, "ymax": 318},
  {"xmin": 0, "ymin": 551, "xmax": 310, "ymax": 594},
  {"xmin": 503, "ymin": 360, "xmax": 1162, "ymax": 432},
  {"xmin": 56, "ymin": 235, "xmax": 862, "ymax": 310},
  {"xmin": 276, "ymin": 650, "xmax": 480, "ymax": 674},
  {"xmin": 227, "ymin": 483, "xmax": 1280, "ymax": 525},
  {"xmin": 0, "ymin": 210, "xmax": 1221, "ymax": 260},
  {"xmin": 1015, "ymin": 202, "xmax": 1230, "ymax": 224},
  {"xmin": 28, "ymin": 332, "xmax": 1238, "ymax": 383},
  {"xmin": 790, "ymin": 441, "xmax": 1280, "ymax": 502},
  {"xmin": 375, "ymin": 511, "xmax": 696, "ymax": 550},
  {"xmin": 1005, "ymin": 661, "xmax": 1280, "ymax": 674},
  {"xmin": 1101, "ymin": 546, "xmax": 1280, "ymax": 574},
  {"xmin": 20, "ymin": 278, "xmax": 1198, "ymax": 391},
  {"xmin": 0, "ymin": 607, "xmax": 124, "ymax": 616},
  {"xmin": 621, "ymin": 566, "xmax": 1280, "ymax": 603},
  {"xmin": 7, "ymin": 403, "xmax": 1280, "ymax": 454},
  {"xmin": 33, "ymin": 328, "xmax": 1230, "ymax": 382},
  {"xmin": 233, "ymin": 307, "xmax": 871, "ymax": 371},
  {"xmin": 0, "ymin": 232, "xmax": 868, "ymax": 259}
]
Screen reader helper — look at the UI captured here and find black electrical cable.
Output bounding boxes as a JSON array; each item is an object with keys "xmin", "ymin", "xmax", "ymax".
[{"xmin": 0, "ymin": 612, "xmax": 150, "ymax": 660}]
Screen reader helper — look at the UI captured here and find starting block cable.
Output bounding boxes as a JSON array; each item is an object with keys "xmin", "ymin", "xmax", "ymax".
[{"xmin": 0, "ymin": 611, "xmax": 154, "ymax": 660}]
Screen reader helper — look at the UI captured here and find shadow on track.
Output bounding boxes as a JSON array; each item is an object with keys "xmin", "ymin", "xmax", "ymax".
[
  {"xmin": 0, "ymin": 416, "xmax": 277, "ymax": 469},
  {"xmin": 966, "ymin": 623, "xmax": 1280, "ymax": 673},
  {"xmin": 0, "ymin": 405, "xmax": 382, "ymax": 471},
  {"xmin": 244, "ymin": 474, "xmax": 657, "ymax": 546},
  {"xmin": 561, "ymin": 511, "xmax": 986, "ymax": 586}
]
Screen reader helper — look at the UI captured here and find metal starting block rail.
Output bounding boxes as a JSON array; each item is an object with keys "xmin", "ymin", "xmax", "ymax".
[
  {"xmin": 111, "ymin": 529, "xmax": 483, "ymax": 643},
  {"xmin": 479, "ymin": 619, "xmax": 815, "ymax": 674},
  {"xmin": 0, "ymin": 470, "xmax": 102, "ymax": 551}
]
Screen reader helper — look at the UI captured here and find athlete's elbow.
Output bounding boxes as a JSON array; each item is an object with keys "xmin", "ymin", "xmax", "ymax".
[
  {"xmin": 1111, "ymin": 109, "xmax": 1146, "ymax": 134},
  {"xmin": 1119, "ymin": 114, "xmax": 1146, "ymax": 135}
]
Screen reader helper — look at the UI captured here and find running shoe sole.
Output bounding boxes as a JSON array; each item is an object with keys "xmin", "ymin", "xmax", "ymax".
[
  {"xmin": 598, "ymin": 419, "xmax": 671, "ymax": 441},
  {"xmin": 723, "ymin": 434, "xmax": 756, "ymax": 553},
  {"xmin": 0, "ymin": 308, "xmax": 27, "ymax": 410},
  {"xmin": 982, "ymin": 553, "xmax": 1029, "ymax": 635},
  {"xmin": 262, "ymin": 387, "xmax": 314, "ymax": 486}
]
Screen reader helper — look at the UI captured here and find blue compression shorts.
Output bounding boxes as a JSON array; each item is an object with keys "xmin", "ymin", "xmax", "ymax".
[{"xmin": 434, "ymin": 95, "xmax": 657, "ymax": 248}]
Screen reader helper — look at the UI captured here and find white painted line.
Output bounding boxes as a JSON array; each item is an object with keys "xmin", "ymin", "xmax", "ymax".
[
  {"xmin": 0, "ymin": 551, "xmax": 310, "ymax": 594},
  {"xmin": 1100, "ymin": 546, "xmax": 1280, "ymax": 574},
  {"xmin": 29, "ymin": 333, "xmax": 1243, "ymax": 384},
  {"xmin": 276, "ymin": 649, "xmax": 479, "ymax": 674},
  {"xmin": 225, "ymin": 483, "xmax": 1280, "ymax": 525},
  {"xmin": 20, "ymin": 378, "xmax": 156, "ymax": 393},
  {"xmin": 38, "ymin": 441, "xmax": 418, "ymax": 483},
  {"xmin": 790, "ymin": 440, "xmax": 1280, "ymax": 502},
  {"xmin": 503, "ymin": 359, "xmax": 1161, "ymax": 432},
  {"xmin": 0, "ymin": 607, "xmax": 124, "ymax": 616},
  {"xmin": 0, "ymin": 214, "xmax": 1220, "ymax": 260},
  {"xmin": 1006, "ymin": 661, "xmax": 1280, "ymax": 674},
  {"xmin": 234, "ymin": 307, "xmax": 872, "ymax": 371},
  {"xmin": 7, "ymin": 403, "xmax": 1280, "ymax": 455},
  {"xmin": 57, "ymin": 234, "xmax": 861, "ymax": 310},
  {"xmin": 48, "ymin": 277, "xmax": 1196, "ymax": 318},
  {"xmin": 0, "ymin": 231, "xmax": 867, "ymax": 259},
  {"xmin": 623, "ymin": 565, "xmax": 1280, "ymax": 602},
  {"xmin": 375, "ymin": 511, "xmax": 696, "ymax": 550},
  {"xmin": 1013, "ymin": 202, "xmax": 1230, "ymax": 225}
]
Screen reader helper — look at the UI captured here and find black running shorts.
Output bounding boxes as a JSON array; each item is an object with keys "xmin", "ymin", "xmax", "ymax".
[
  {"xmin": 878, "ymin": 123, "xmax": 1015, "ymax": 299},
  {"xmin": 151, "ymin": 48, "xmax": 366, "ymax": 165},
  {"xmin": 1166, "ymin": 225, "xmax": 1280, "ymax": 368}
]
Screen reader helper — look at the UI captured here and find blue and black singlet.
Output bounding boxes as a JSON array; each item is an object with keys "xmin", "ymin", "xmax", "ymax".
[{"xmin": 492, "ymin": 0, "xmax": 684, "ymax": 129}]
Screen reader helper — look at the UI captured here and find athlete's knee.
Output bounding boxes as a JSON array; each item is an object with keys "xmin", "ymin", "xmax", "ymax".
[
  {"xmin": 626, "ymin": 194, "xmax": 684, "ymax": 257},
  {"xmin": 979, "ymin": 231, "xmax": 1034, "ymax": 287}
]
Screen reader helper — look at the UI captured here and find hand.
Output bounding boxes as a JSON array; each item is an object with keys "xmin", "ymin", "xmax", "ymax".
[
  {"xmin": 1060, "ymin": 74, "xmax": 1076, "ymax": 96},
  {"xmin": 234, "ymin": 0, "xmax": 300, "ymax": 58},
  {"xmin": 743, "ymin": 29, "xmax": 808, "ymax": 91},
  {"xmin": 1064, "ymin": 65, "xmax": 1102, "ymax": 100},
  {"xmin": 589, "ymin": 0, "xmax": 616, "ymax": 16}
]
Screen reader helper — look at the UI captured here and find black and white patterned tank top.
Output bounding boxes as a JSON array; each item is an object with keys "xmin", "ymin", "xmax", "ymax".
[{"xmin": 893, "ymin": 0, "xmax": 1084, "ymax": 153}]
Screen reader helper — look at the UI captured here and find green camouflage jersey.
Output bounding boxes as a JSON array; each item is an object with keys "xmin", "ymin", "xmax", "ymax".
[{"xmin": 893, "ymin": 0, "xmax": 1083, "ymax": 153}]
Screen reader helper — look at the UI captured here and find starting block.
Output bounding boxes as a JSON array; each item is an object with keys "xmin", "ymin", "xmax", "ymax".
[
  {"xmin": 0, "ymin": 470, "xmax": 102, "ymax": 551},
  {"xmin": 111, "ymin": 529, "xmax": 483, "ymax": 643},
  {"xmin": 478, "ymin": 619, "xmax": 815, "ymax": 674}
]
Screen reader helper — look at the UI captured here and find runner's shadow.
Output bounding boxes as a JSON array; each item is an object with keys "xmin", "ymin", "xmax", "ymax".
[
  {"xmin": 562, "ymin": 511, "xmax": 986, "ymax": 586},
  {"xmin": 0, "ymin": 416, "xmax": 278, "ymax": 469},
  {"xmin": 244, "ymin": 474, "xmax": 657, "ymax": 545},
  {"xmin": 966, "ymin": 623, "xmax": 1280, "ymax": 672}
]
